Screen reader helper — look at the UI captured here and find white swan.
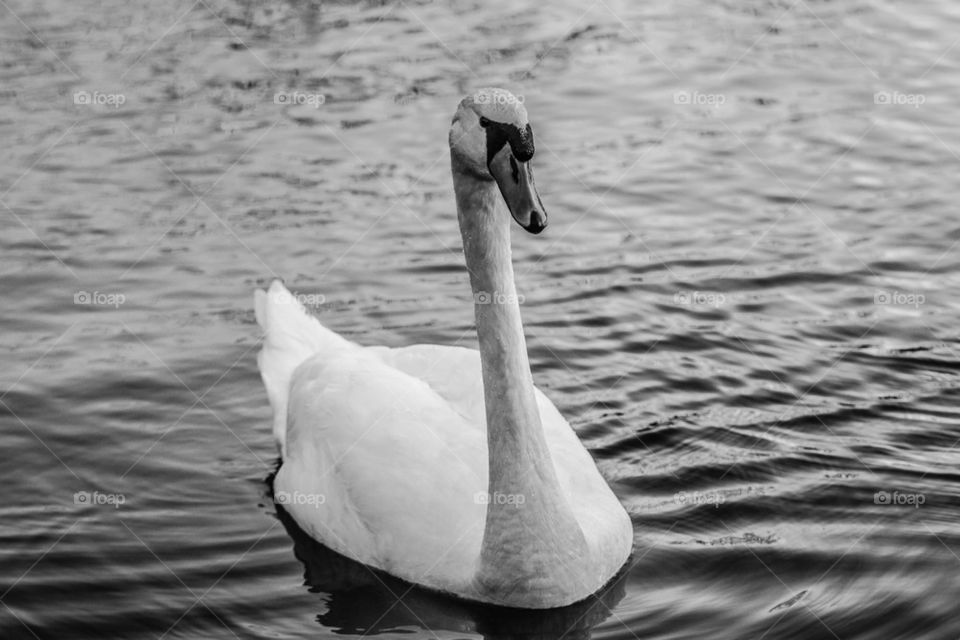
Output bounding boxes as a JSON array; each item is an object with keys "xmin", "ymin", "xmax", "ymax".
[{"xmin": 255, "ymin": 88, "xmax": 632, "ymax": 609}]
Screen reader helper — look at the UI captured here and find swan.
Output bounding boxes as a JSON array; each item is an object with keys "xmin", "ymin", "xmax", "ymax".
[{"xmin": 255, "ymin": 87, "xmax": 632, "ymax": 609}]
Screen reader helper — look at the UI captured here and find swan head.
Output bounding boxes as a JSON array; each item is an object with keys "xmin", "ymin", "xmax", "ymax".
[{"xmin": 450, "ymin": 88, "xmax": 547, "ymax": 234}]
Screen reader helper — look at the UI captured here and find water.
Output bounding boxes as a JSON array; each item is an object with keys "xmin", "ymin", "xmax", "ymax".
[{"xmin": 2, "ymin": 0, "xmax": 960, "ymax": 637}]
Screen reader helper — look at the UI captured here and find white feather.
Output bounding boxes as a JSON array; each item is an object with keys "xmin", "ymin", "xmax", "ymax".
[{"xmin": 257, "ymin": 281, "xmax": 631, "ymax": 602}]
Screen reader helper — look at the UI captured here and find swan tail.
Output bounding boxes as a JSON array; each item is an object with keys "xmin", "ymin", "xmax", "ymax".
[{"xmin": 255, "ymin": 280, "xmax": 353, "ymax": 451}]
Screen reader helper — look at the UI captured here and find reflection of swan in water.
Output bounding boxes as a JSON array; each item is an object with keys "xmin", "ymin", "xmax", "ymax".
[{"xmin": 270, "ymin": 475, "xmax": 628, "ymax": 639}]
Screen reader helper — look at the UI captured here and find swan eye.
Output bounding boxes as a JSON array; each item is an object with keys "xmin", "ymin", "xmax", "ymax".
[
  {"xmin": 484, "ymin": 124, "xmax": 509, "ymax": 166},
  {"xmin": 478, "ymin": 116, "xmax": 491, "ymax": 128}
]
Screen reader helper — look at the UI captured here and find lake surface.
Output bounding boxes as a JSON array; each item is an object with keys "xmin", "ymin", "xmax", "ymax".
[{"xmin": 2, "ymin": 0, "xmax": 960, "ymax": 638}]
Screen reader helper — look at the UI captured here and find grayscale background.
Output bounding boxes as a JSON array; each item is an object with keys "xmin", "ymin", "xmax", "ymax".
[{"xmin": 2, "ymin": 0, "xmax": 959, "ymax": 638}]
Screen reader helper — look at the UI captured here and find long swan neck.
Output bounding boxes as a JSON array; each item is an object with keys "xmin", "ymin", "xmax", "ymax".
[
  {"xmin": 454, "ymin": 166, "xmax": 542, "ymax": 451},
  {"xmin": 452, "ymin": 157, "xmax": 588, "ymax": 606}
]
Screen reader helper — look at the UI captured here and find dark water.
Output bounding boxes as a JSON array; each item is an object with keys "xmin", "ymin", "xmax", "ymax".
[{"xmin": 2, "ymin": 0, "xmax": 960, "ymax": 638}]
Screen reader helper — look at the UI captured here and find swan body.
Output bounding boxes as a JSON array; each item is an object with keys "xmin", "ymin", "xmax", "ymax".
[{"xmin": 257, "ymin": 88, "xmax": 632, "ymax": 609}]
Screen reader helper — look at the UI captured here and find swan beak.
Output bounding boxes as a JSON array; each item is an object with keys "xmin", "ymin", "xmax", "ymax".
[{"xmin": 488, "ymin": 145, "xmax": 547, "ymax": 235}]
